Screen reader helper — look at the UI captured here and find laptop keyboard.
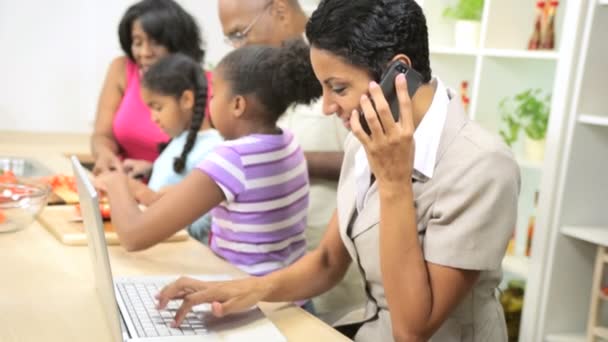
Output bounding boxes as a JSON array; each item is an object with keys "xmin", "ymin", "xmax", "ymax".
[{"xmin": 116, "ymin": 282, "xmax": 209, "ymax": 337}]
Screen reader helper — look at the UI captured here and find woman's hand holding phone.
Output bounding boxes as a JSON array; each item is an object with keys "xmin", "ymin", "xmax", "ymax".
[
  {"xmin": 359, "ymin": 60, "xmax": 423, "ymax": 135},
  {"xmin": 351, "ymin": 73, "xmax": 416, "ymax": 189}
]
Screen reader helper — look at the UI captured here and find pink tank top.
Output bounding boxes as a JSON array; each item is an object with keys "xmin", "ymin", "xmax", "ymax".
[
  {"xmin": 112, "ymin": 59, "xmax": 169, "ymax": 162},
  {"xmin": 113, "ymin": 59, "xmax": 213, "ymax": 162}
]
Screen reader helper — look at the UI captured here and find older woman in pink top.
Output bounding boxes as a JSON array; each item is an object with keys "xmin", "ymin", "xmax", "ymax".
[{"xmin": 91, "ymin": 0, "xmax": 206, "ymax": 175}]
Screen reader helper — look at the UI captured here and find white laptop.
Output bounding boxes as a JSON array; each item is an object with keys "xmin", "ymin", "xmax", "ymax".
[{"xmin": 70, "ymin": 156, "xmax": 287, "ymax": 342}]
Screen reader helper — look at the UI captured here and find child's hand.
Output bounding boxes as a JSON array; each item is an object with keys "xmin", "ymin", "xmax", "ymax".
[
  {"xmin": 94, "ymin": 163, "xmax": 128, "ymax": 194},
  {"xmin": 122, "ymin": 159, "xmax": 153, "ymax": 179}
]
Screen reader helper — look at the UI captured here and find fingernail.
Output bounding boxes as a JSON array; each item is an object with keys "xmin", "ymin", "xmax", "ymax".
[
  {"xmin": 369, "ymin": 81, "xmax": 378, "ymax": 88},
  {"xmin": 171, "ymin": 321, "xmax": 177, "ymax": 328},
  {"xmin": 396, "ymin": 73, "xmax": 406, "ymax": 82},
  {"xmin": 361, "ymin": 94, "xmax": 368, "ymax": 101}
]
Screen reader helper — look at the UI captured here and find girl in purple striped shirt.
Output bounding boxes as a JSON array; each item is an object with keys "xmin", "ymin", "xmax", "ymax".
[{"xmin": 97, "ymin": 39, "xmax": 321, "ymax": 289}]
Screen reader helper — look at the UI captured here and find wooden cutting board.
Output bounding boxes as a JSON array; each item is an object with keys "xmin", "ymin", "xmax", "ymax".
[
  {"xmin": 38, "ymin": 205, "xmax": 189, "ymax": 246},
  {"xmin": 47, "ymin": 187, "xmax": 79, "ymax": 205}
]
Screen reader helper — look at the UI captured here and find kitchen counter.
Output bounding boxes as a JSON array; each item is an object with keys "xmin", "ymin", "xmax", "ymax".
[{"xmin": 0, "ymin": 131, "xmax": 348, "ymax": 342}]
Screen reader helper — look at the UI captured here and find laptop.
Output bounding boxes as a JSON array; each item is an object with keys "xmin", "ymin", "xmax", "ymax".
[{"xmin": 70, "ymin": 156, "xmax": 287, "ymax": 341}]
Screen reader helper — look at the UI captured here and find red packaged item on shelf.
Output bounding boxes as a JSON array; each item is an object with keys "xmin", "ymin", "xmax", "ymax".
[
  {"xmin": 528, "ymin": 1, "xmax": 545, "ymax": 50},
  {"xmin": 541, "ymin": 1, "xmax": 558, "ymax": 49},
  {"xmin": 460, "ymin": 81, "xmax": 471, "ymax": 112}
]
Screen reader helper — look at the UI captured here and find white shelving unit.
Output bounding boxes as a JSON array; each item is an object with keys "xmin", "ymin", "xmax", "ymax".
[
  {"xmin": 520, "ymin": 0, "xmax": 608, "ymax": 341},
  {"xmin": 482, "ymin": 48, "xmax": 559, "ymax": 60},
  {"xmin": 415, "ymin": 0, "xmax": 597, "ymax": 341},
  {"xmin": 430, "ymin": 46, "xmax": 479, "ymax": 56},
  {"xmin": 562, "ymin": 226, "xmax": 608, "ymax": 246},
  {"xmin": 545, "ymin": 333, "xmax": 586, "ymax": 342},
  {"xmin": 418, "ymin": 0, "xmax": 584, "ymax": 299},
  {"xmin": 579, "ymin": 114, "xmax": 608, "ymax": 127},
  {"xmin": 431, "ymin": 47, "xmax": 560, "ymax": 59}
]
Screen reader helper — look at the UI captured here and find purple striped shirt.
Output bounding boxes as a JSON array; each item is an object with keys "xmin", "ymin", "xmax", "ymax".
[{"xmin": 197, "ymin": 131, "xmax": 309, "ymax": 276}]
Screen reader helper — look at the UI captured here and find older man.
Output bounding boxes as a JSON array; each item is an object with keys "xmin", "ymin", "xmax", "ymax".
[{"xmin": 218, "ymin": 0, "xmax": 365, "ymax": 323}]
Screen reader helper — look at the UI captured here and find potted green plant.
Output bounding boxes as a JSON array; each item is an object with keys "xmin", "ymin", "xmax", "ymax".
[
  {"xmin": 499, "ymin": 89, "xmax": 551, "ymax": 161},
  {"xmin": 443, "ymin": 0, "xmax": 485, "ymax": 49}
]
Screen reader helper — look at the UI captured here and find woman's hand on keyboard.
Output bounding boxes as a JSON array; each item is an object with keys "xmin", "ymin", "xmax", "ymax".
[{"xmin": 155, "ymin": 276, "xmax": 270, "ymax": 328}]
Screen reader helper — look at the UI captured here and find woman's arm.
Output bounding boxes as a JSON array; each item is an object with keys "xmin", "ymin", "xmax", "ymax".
[
  {"xmin": 98, "ymin": 169, "xmax": 225, "ymax": 251},
  {"xmin": 379, "ymin": 188, "xmax": 479, "ymax": 341},
  {"xmin": 156, "ymin": 210, "xmax": 352, "ymax": 326},
  {"xmin": 352, "ymin": 74, "xmax": 479, "ymax": 341},
  {"xmin": 91, "ymin": 57, "xmax": 127, "ymax": 175}
]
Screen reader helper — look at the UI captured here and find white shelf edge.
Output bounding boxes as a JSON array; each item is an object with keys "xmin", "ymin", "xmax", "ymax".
[
  {"xmin": 502, "ymin": 255, "xmax": 530, "ymax": 279},
  {"xmin": 430, "ymin": 46, "xmax": 479, "ymax": 56},
  {"xmin": 545, "ymin": 332, "xmax": 585, "ymax": 342},
  {"xmin": 429, "ymin": 47, "xmax": 560, "ymax": 59},
  {"xmin": 483, "ymin": 48, "xmax": 559, "ymax": 60},
  {"xmin": 562, "ymin": 226, "xmax": 608, "ymax": 246},
  {"xmin": 579, "ymin": 114, "xmax": 608, "ymax": 127}
]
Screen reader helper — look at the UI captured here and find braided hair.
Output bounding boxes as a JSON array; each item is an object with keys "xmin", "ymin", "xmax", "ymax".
[{"xmin": 143, "ymin": 53, "xmax": 208, "ymax": 173}]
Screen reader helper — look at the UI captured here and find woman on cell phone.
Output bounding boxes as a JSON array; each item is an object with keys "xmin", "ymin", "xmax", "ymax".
[{"xmin": 156, "ymin": 1, "xmax": 520, "ymax": 341}]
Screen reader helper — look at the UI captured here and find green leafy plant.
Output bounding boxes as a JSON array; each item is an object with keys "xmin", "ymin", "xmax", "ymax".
[
  {"xmin": 443, "ymin": 0, "xmax": 485, "ymax": 21},
  {"xmin": 499, "ymin": 89, "xmax": 551, "ymax": 147}
]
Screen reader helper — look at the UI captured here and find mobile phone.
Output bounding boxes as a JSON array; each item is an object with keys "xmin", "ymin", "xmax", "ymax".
[{"xmin": 359, "ymin": 60, "xmax": 424, "ymax": 135}]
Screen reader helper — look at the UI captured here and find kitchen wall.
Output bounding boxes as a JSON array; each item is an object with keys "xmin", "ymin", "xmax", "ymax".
[
  {"xmin": 0, "ymin": 0, "xmax": 320, "ymax": 134},
  {"xmin": 0, "ymin": 0, "xmax": 230, "ymax": 133}
]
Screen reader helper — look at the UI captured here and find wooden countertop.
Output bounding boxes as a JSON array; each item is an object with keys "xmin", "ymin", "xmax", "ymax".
[{"xmin": 0, "ymin": 131, "xmax": 349, "ymax": 342}]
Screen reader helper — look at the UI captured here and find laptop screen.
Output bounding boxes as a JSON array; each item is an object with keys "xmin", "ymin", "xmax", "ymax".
[{"xmin": 71, "ymin": 156, "xmax": 125, "ymax": 342}]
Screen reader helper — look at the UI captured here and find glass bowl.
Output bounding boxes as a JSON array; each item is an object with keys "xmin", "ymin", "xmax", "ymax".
[{"xmin": 0, "ymin": 182, "xmax": 50, "ymax": 233}]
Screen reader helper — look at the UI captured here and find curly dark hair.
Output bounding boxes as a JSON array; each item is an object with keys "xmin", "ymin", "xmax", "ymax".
[
  {"xmin": 118, "ymin": 0, "xmax": 205, "ymax": 63},
  {"xmin": 305, "ymin": 0, "xmax": 432, "ymax": 83},
  {"xmin": 142, "ymin": 53, "xmax": 208, "ymax": 173},
  {"xmin": 217, "ymin": 39, "xmax": 322, "ymax": 124}
]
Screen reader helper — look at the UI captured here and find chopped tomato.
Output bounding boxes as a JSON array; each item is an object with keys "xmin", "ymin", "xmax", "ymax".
[
  {"xmin": 0, "ymin": 210, "xmax": 5, "ymax": 224},
  {"xmin": 0, "ymin": 170, "xmax": 17, "ymax": 183},
  {"xmin": 100, "ymin": 202, "xmax": 111, "ymax": 219},
  {"xmin": 75, "ymin": 202, "xmax": 111, "ymax": 220},
  {"xmin": 43, "ymin": 175, "xmax": 77, "ymax": 192}
]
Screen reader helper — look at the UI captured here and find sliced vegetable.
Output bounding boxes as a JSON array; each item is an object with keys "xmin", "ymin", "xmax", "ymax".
[
  {"xmin": 75, "ymin": 201, "xmax": 111, "ymax": 220},
  {"xmin": 0, "ymin": 170, "xmax": 17, "ymax": 183},
  {"xmin": 43, "ymin": 175, "xmax": 77, "ymax": 192}
]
